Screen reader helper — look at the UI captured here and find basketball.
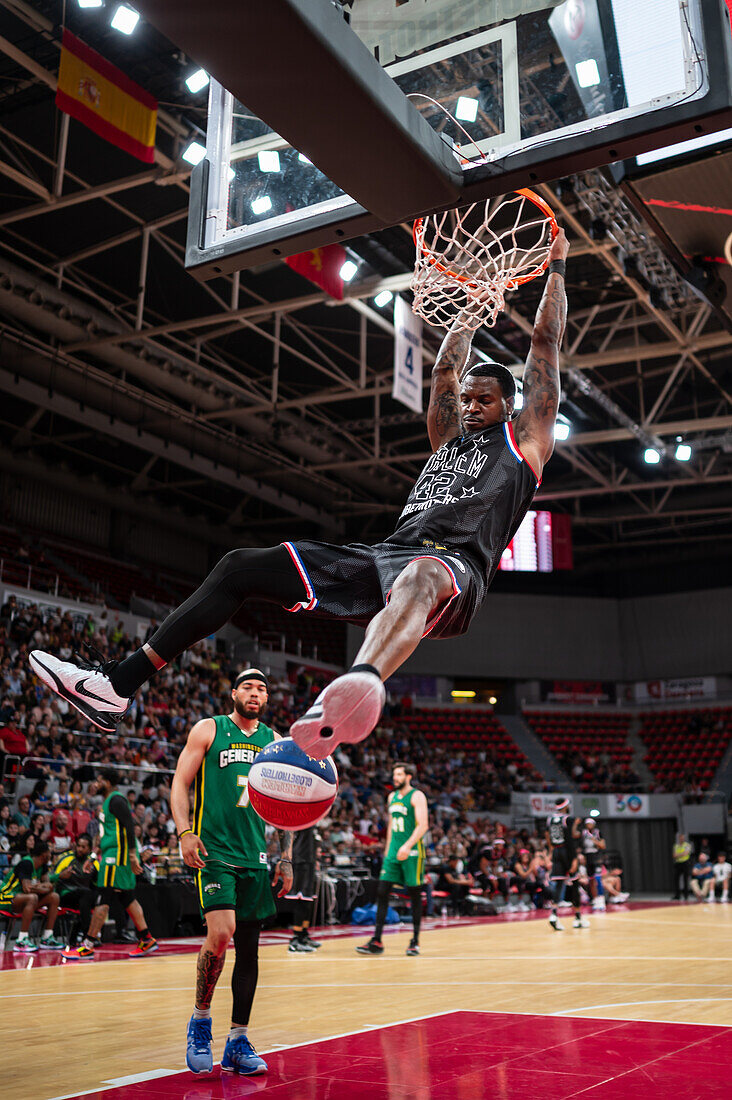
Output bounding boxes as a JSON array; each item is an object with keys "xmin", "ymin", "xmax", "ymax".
[{"xmin": 247, "ymin": 738, "xmax": 338, "ymax": 830}]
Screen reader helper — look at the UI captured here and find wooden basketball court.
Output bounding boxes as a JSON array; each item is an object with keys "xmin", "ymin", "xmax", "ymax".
[{"xmin": 2, "ymin": 902, "xmax": 731, "ymax": 1099}]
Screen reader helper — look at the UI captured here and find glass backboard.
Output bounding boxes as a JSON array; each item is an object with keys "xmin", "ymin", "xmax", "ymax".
[{"xmin": 186, "ymin": 0, "xmax": 731, "ymax": 276}]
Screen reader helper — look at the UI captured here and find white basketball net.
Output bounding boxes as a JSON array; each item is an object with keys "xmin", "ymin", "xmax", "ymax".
[{"xmin": 411, "ymin": 191, "xmax": 557, "ymax": 333}]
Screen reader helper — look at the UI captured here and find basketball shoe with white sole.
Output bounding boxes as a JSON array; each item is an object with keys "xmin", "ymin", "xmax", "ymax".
[
  {"xmin": 290, "ymin": 670, "xmax": 385, "ymax": 760},
  {"xmin": 29, "ymin": 649, "xmax": 130, "ymax": 733}
]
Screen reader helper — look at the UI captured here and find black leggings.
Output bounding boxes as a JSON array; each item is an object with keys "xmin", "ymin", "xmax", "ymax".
[
  {"xmin": 111, "ymin": 546, "xmax": 305, "ymax": 695},
  {"xmin": 374, "ymin": 881, "xmax": 423, "ymax": 942},
  {"xmin": 232, "ymin": 920, "xmax": 260, "ymax": 1026}
]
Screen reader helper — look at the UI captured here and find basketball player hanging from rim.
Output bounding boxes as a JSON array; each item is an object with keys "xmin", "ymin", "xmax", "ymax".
[{"xmin": 29, "ymin": 227, "xmax": 570, "ymax": 759}]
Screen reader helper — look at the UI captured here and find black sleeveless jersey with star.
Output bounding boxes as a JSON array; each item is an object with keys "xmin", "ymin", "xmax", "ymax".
[{"xmin": 385, "ymin": 420, "xmax": 540, "ymax": 585}]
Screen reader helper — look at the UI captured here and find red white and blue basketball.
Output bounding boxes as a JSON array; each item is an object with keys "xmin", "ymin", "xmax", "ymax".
[{"xmin": 248, "ymin": 737, "xmax": 338, "ymax": 830}]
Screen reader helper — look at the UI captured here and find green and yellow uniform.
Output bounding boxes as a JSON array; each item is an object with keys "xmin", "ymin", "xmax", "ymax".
[
  {"xmin": 97, "ymin": 791, "xmax": 137, "ymax": 892},
  {"xmin": 0, "ymin": 859, "xmax": 32, "ymax": 904},
  {"xmin": 380, "ymin": 788, "xmax": 425, "ymax": 888},
  {"xmin": 50, "ymin": 852, "xmax": 98, "ymax": 896},
  {"xmin": 194, "ymin": 715, "xmax": 277, "ymax": 921}
]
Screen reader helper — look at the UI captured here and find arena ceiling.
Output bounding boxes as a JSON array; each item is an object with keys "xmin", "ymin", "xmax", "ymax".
[{"xmin": 0, "ymin": 0, "xmax": 731, "ymax": 595}]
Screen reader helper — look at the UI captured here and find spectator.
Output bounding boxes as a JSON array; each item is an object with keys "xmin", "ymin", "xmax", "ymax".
[
  {"xmin": 691, "ymin": 852, "xmax": 715, "ymax": 902},
  {"xmin": 49, "ymin": 810, "xmax": 74, "ymax": 854},
  {"xmin": 437, "ymin": 854, "xmax": 473, "ymax": 914},
  {"xmin": 13, "ymin": 795, "xmax": 31, "ymax": 830},
  {"xmin": 712, "ymin": 852, "xmax": 731, "ymax": 903}
]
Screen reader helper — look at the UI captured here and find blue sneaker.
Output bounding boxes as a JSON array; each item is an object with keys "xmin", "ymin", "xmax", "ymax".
[
  {"xmin": 221, "ymin": 1034, "xmax": 268, "ymax": 1076},
  {"xmin": 186, "ymin": 1015, "xmax": 213, "ymax": 1074}
]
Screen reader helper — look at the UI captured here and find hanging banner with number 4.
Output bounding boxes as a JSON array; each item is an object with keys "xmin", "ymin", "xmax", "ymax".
[{"xmin": 392, "ymin": 297, "xmax": 423, "ymax": 414}]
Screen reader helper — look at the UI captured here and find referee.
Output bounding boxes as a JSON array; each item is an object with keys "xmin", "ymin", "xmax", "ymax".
[{"xmin": 286, "ymin": 827, "xmax": 321, "ymax": 952}]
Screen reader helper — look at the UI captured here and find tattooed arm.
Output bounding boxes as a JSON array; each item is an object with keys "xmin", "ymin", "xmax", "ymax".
[
  {"xmin": 514, "ymin": 229, "xmax": 569, "ymax": 478},
  {"xmin": 272, "ymin": 828, "xmax": 294, "ymax": 897},
  {"xmin": 427, "ymin": 319, "xmax": 473, "ymax": 452}
]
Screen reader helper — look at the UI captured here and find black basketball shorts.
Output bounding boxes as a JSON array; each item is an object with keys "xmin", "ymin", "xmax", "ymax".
[
  {"xmin": 551, "ymin": 848, "xmax": 577, "ymax": 882},
  {"xmin": 281, "ymin": 540, "xmax": 485, "ymax": 640},
  {"xmin": 285, "ymin": 862, "xmax": 317, "ymax": 902}
]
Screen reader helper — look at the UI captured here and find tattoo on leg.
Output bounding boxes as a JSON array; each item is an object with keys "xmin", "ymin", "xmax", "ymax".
[{"xmin": 196, "ymin": 948, "xmax": 226, "ymax": 1009}]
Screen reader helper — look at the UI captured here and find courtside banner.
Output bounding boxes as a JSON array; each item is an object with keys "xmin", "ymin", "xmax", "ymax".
[
  {"xmin": 393, "ymin": 296, "xmax": 423, "ymax": 413},
  {"xmin": 56, "ymin": 30, "xmax": 157, "ymax": 163}
]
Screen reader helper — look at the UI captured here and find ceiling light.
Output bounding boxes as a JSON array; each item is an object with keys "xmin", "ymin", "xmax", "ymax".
[
  {"xmin": 488, "ymin": 695, "xmax": 497, "ymax": 705},
  {"xmin": 339, "ymin": 260, "xmax": 358, "ymax": 282},
  {"xmin": 644, "ymin": 447, "xmax": 661, "ymax": 464},
  {"xmin": 455, "ymin": 96, "xmax": 479, "ymax": 122},
  {"xmin": 451, "ymin": 690, "xmax": 476, "ymax": 699},
  {"xmin": 575, "ymin": 59, "xmax": 601, "ymax": 88},
  {"xmin": 675, "ymin": 443, "xmax": 692, "ymax": 461},
  {"xmin": 185, "ymin": 69, "xmax": 209, "ymax": 94},
  {"xmin": 78, "ymin": 0, "xmax": 103, "ymax": 8},
  {"xmin": 590, "ymin": 809, "xmax": 600, "ymax": 817},
  {"xmin": 258, "ymin": 150, "xmax": 281, "ymax": 173},
  {"xmin": 374, "ymin": 290, "xmax": 393, "ymax": 308},
  {"xmin": 554, "ymin": 421, "xmax": 570, "ymax": 441},
  {"xmin": 111, "ymin": 4, "xmax": 139, "ymax": 34},
  {"xmin": 181, "ymin": 141, "xmax": 206, "ymax": 166},
  {"xmin": 251, "ymin": 195, "xmax": 272, "ymax": 215}
]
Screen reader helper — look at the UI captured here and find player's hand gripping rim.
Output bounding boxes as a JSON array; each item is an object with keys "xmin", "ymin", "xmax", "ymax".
[
  {"xmin": 180, "ymin": 831, "xmax": 208, "ymax": 869},
  {"xmin": 272, "ymin": 858, "xmax": 294, "ymax": 898}
]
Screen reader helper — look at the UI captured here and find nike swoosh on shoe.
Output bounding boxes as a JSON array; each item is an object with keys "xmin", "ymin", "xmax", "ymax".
[{"xmin": 74, "ymin": 678, "xmax": 119, "ymax": 705}]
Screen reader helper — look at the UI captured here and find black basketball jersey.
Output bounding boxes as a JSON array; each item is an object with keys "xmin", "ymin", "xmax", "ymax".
[
  {"xmin": 386, "ymin": 420, "xmax": 539, "ymax": 583},
  {"xmin": 546, "ymin": 814, "xmax": 571, "ymax": 849}
]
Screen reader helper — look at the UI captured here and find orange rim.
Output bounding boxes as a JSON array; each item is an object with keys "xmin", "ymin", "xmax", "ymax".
[{"xmin": 413, "ymin": 188, "xmax": 559, "ymax": 290}]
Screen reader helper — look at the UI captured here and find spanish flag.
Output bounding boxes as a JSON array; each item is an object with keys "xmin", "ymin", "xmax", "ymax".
[
  {"xmin": 55, "ymin": 30, "xmax": 157, "ymax": 163},
  {"xmin": 285, "ymin": 244, "xmax": 348, "ymax": 300}
]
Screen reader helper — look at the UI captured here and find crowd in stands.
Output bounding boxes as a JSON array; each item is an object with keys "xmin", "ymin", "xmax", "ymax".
[{"xmin": 0, "ymin": 598, "xmax": 549, "ymax": 891}]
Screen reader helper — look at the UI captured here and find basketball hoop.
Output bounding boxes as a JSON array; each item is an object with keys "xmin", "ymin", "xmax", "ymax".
[{"xmin": 411, "ymin": 189, "xmax": 559, "ymax": 332}]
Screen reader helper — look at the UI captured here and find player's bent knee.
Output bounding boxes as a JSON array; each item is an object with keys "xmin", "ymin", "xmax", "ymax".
[{"xmin": 392, "ymin": 559, "xmax": 453, "ymax": 609}]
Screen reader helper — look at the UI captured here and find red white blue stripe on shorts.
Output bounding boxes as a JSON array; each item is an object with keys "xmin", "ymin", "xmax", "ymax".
[{"xmin": 281, "ymin": 541, "xmax": 319, "ymax": 612}]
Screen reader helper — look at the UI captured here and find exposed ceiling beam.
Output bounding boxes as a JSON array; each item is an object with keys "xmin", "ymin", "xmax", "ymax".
[{"xmin": 0, "ymin": 365, "xmax": 342, "ymax": 532}]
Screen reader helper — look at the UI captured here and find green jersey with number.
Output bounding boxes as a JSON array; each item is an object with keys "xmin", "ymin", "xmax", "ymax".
[
  {"xmin": 193, "ymin": 714, "xmax": 276, "ymax": 868},
  {"xmin": 386, "ymin": 787, "xmax": 423, "ymax": 861},
  {"xmin": 98, "ymin": 791, "xmax": 137, "ymax": 891}
]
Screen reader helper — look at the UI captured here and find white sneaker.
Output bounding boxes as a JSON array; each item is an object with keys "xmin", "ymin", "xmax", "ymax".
[
  {"xmin": 549, "ymin": 913, "xmax": 564, "ymax": 932},
  {"xmin": 29, "ymin": 650, "xmax": 129, "ymax": 733},
  {"xmin": 592, "ymin": 896, "xmax": 606, "ymax": 911},
  {"xmin": 573, "ymin": 916, "xmax": 590, "ymax": 929},
  {"xmin": 290, "ymin": 671, "xmax": 385, "ymax": 761},
  {"xmin": 616, "ymin": 892, "xmax": 630, "ymax": 903},
  {"xmin": 706, "ymin": 894, "xmax": 715, "ymax": 903}
]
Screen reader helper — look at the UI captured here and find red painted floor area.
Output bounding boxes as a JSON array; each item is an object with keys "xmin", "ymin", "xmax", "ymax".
[
  {"xmin": 0, "ymin": 900, "xmax": 679, "ymax": 971},
  {"xmin": 56, "ymin": 1011, "xmax": 732, "ymax": 1100}
]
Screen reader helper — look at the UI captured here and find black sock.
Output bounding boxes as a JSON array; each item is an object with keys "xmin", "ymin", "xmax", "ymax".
[
  {"xmin": 111, "ymin": 649, "xmax": 156, "ymax": 698},
  {"xmin": 349, "ymin": 663, "xmax": 381, "ymax": 679},
  {"xmin": 109, "ymin": 546, "xmax": 305, "ymax": 697},
  {"xmin": 139, "ymin": 927, "xmax": 150, "ymax": 940},
  {"xmin": 232, "ymin": 921, "xmax": 260, "ymax": 1026},
  {"xmin": 374, "ymin": 880, "xmax": 392, "ymax": 941},
  {"xmin": 408, "ymin": 887, "xmax": 423, "ymax": 943}
]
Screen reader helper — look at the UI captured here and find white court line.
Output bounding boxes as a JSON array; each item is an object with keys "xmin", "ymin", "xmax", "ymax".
[
  {"xmin": 11, "ymin": 979, "xmax": 732, "ymax": 1001},
  {"xmin": 45, "ymin": 1009, "xmax": 461, "ymax": 1100},
  {"xmin": 102, "ymin": 1070, "xmax": 179, "ymax": 1086},
  {"xmin": 554, "ymin": 997, "xmax": 732, "ymax": 1017}
]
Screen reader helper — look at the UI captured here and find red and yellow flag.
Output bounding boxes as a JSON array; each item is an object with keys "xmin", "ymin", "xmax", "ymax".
[
  {"xmin": 56, "ymin": 30, "xmax": 157, "ymax": 163},
  {"xmin": 285, "ymin": 244, "xmax": 347, "ymax": 300}
]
